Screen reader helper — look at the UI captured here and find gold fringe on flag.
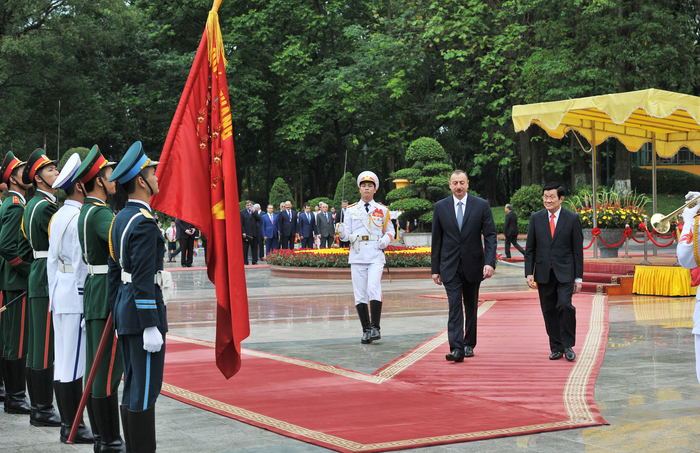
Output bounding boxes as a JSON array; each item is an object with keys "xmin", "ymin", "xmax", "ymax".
[{"xmin": 207, "ymin": 0, "xmax": 227, "ymax": 68}]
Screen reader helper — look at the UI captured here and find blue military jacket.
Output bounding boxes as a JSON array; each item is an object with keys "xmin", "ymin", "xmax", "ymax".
[{"xmin": 108, "ymin": 200, "xmax": 168, "ymax": 336}]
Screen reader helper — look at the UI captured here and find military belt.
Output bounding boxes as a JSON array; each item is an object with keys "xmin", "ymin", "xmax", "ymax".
[
  {"xmin": 121, "ymin": 271, "xmax": 158, "ymax": 284},
  {"xmin": 33, "ymin": 251, "xmax": 48, "ymax": 259},
  {"xmin": 88, "ymin": 265, "xmax": 108, "ymax": 275},
  {"xmin": 57, "ymin": 263, "xmax": 74, "ymax": 273},
  {"xmin": 360, "ymin": 235, "xmax": 380, "ymax": 241}
]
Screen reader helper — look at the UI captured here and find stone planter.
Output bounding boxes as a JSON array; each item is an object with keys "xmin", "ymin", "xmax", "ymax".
[
  {"xmin": 583, "ymin": 228, "xmax": 626, "ymax": 258},
  {"xmin": 269, "ymin": 265, "xmax": 431, "ymax": 280},
  {"xmin": 401, "ymin": 232, "xmax": 432, "ymax": 247}
]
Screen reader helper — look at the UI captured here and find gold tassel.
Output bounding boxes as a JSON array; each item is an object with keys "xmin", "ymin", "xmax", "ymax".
[{"xmin": 207, "ymin": 0, "xmax": 228, "ymax": 68}]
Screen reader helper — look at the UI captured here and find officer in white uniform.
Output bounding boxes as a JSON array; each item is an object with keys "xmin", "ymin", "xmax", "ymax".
[
  {"xmin": 676, "ymin": 190, "xmax": 700, "ymax": 384},
  {"xmin": 47, "ymin": 153, "xmax": 94, "ymax": 443},
  {"xmin": 338, "ymin": 171, "xmax": 395, "ymax": 344}
]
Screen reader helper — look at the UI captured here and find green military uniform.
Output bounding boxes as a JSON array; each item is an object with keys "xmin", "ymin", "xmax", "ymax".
[
  {"xmin": 21, "ymin": 149, "xmax": 61, "ymax": 426},
  {"xmin": 73, "ymin": 145, "xmax": 126, "ymax": 452},
  {"xmin": 0, "ymin": 151, "xmax": 32, "ymax": 414},
  {"xmin": 23, "ymin": 189, "xmax": 58, "ymax": 370},
  {"xmin": 78, "ymin": 196, "xmax": 123, "ymax": 397}
]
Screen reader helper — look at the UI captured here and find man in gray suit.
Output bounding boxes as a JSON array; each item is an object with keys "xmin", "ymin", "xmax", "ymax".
[{"xmin": 316, "ymin": 203, "xmax": 335, "ymax": 248}]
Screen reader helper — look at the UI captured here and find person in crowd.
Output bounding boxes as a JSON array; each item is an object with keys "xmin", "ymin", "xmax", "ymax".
[
  {"xmin": 316, "ymin": 203, "xmax": 335, "ymax": 248},
  {"xmin": 297, "ymin": 203, "xmax": 316, "ymax": 249},
  {"xmin": 240, "ymin": 200, "xmax": 260, "ymax": 265},
  {"xmin": 165, "ymin": 221, "xmax": 178, "ymax": 262},
  {"xmin": 261, "ymin": 204, "xmax": 279, "ymax": 256},
  {"xmin": 337, "ymin": 172, "xmax": 394, "ymax": 344},
  {"xmin": 107, "ymin": 141, "xmax": 167, "ymax": 452},
  {"xmin": 337, "ymin": 200, "xmax": 350, "ymax": 247},
  {"xmin": 175, "ymin": 218, "xmax": 196, "ymax": 267},
  {"xmin": 431, "ymin": 170, "xmax": 497, "ymax": 363},
  {"xmin": 47, "ymin": 153, "xmax": 94, "ymax": 443},
  {"xmin": 503, "ymin": 204, "xmax": 525, "ymax": 258},
  {"xmin": 279, "ymin": 201, "xmax": 297, "ymax": 250},
  {"xmin": 22, "ymin": 149, "xmax": 63, "ymax": 427},
  {"xmin": 582, "ymin": 194, "xmax": 592, "ymax": 209},
  {"xmin": 524, "ymin": 182, "xmax": 583, "ymax": 362},
  {"xmin": 253, "ymin": 204, "xmax": 264, "ymax": 260}
]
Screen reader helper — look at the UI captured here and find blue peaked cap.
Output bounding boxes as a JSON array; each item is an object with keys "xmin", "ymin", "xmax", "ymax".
[{"xmin": 108, "ymin": 141, "xmax": 159, "ymax": 184}]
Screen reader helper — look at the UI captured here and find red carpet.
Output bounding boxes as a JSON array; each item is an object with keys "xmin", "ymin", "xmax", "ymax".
[{"xmin": 162, "ymin": 292, "xmax": 608, "ymax": 452}]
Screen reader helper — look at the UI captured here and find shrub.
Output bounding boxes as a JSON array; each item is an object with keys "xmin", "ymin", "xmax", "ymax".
[
  {"xmin": 332, "ymin": 172, "xmax": 361, "ymax": 209},
  {"xmin": 386, "ymin": 137, "xmax": 451, "ymax": 232},
  {"xmin": 308, "ymin": 197, "xmax": 333, "ymax": 209},
  {"xmin": 631, "ymin": 166, "xmax": 700, "ymax": 194},
  {"xmin": 269, "ymin": 177, "xmax": 295, "ymax": 210},
  {"xmin": 510, "ymin": 185, "xmax": 543, "ymax": 219},
  {"xmin": 494, "ymin": 220, "xmax": 529, "ymax": 235}
]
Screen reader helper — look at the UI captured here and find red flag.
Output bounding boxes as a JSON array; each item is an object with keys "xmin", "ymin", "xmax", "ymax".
[{"xmin": 151, "ymin": 1, "xmax": 249, "ymax": 379}]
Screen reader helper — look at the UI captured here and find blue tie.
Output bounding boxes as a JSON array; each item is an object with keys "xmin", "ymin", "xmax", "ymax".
[{"xmin": 457, "ymin": 201, "xmax": 463, "ymax": 231}]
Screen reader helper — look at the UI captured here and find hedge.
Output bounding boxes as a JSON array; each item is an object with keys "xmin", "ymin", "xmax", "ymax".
[
  {"xmin": 631, "ymin": 166, "xmax": 700, "ymax": 194},
  {"xmin": 493, "ymin": 220, "xmax": 530, "ymax": 235}
]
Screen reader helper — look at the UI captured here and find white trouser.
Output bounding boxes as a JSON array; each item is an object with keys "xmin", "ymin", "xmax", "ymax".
[
  {"xmin": 53, "ymin": 313, "xmax": 86, "ymax": 383},
  {"xmin": 351, "ymin": 262, "xmax": 384, "ymax": 306}
]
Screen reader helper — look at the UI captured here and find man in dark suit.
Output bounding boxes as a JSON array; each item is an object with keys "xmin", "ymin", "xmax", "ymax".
[
  {"xmin": 175, "ymin": 217, "xmax": 197, "ymax": 267},
  {"xmin": 261, "ymin": 204, "xmax": 279, "ymax": 256},
  {"xmin": 524, "ymin": 182, "xmax": 583, "ymax": 362},
  {"xmin": 504, "ymin": 203, "xmax": 525, "ymax": 258},
  {"xmin": 278, "ymin": 200, "xmax": 297, "ymax": 249},
  {"xmin": 316, "ymin": 203, "xmax": 335, "ymax": 248},
  {"xmin": 431, "ymin": 170, "xmax": 497, "ymax": 363},
  {"xmin": 240, "ymin": 200, "xmax": 260, "ymax": 264},
  {"xmin": 297, "ymin": 203, "xmax": 316, "ymax": 249},
  {"xmin": 254, "ymin": 204, "xmax": 264, "ymax": 260}
]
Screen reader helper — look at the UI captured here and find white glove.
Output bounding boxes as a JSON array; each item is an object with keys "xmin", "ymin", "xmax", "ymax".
[
  {"xmin": 378, "ymin": 234, "xmax": 391, "ymax": 249},
  {"xmin": 80, "ymin": 318, "xmax": 86, "ymax": 332},
  {"xmin": 143, "ymin": 326, "xmax": 163, "ymax": 353},
  {"xmin": 336, "ymin": 224, "xmax": 345, "ymax": 235},
  {"xmin": 686, "ymin": 191, "xmax": 700, "ymax": 202},
  {"xmin": 681, "ymin": 202, "xmax": 700, "ymax": 226}
]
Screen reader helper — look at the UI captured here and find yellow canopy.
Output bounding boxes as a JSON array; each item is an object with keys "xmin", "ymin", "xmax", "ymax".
[{"xmin": 512, "ymin": 88, "xmax": 700, "ymax": 157}]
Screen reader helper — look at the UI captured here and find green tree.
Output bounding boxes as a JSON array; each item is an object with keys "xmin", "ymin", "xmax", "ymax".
[
  {"xmin": 332, "ymin": 172, "xmax": 360, "ymax": 209},
  {"xmin": 386, "ymin": 138, "xmax": 451, "ymax": 231},
  {"xmin": 269, "ymin": 177, "xmax": 295, "ymax": 210}
]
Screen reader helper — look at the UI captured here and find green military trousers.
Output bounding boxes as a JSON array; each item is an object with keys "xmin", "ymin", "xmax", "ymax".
[
  {"xmin": 85, "ymin": 318, "xmax": 123, "ymax": 397},
  {"xmin": 2, "ymin": 290, "xmax": 28, "ymax": 360},
  {"xmin": 26, "ymin": 296, "xmax": 53, "ymax": 370}
]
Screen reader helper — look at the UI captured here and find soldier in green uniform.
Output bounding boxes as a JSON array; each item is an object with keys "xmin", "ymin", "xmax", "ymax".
[
  {"xmin": 0, "ymin": 178, "xmax": 7, "ymax": 403},
  {"xmin": 73, "ymin": 145, "xmax": 126, "ymax": 452},
  {"xmin": 0, "ymin": 151, "xmax": 32, "ymax": 414},
  {"xmin": 21, "ymin": 149, "xmax": 62, "ymax": 426}
]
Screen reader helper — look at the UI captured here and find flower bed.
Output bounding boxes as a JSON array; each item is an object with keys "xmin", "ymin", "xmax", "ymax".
[
  {"xmin": 265, "ymin": 245, "xmax": 431, "ymax": 268},
  {"xmin": 577, "ymin": 205, "xmax": 647, "ymax": 230}
]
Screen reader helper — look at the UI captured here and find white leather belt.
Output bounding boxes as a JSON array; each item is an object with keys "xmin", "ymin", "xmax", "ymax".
[
  {"xmin": 33, "ymin": 251, "xmax": 48, "ymax": 259},
  {"xmin": 88, "ymin": 264, "xmax": 108, "ymax": 275},
  {"xmin": 121, "ymin": 271, "xmax": 158, "ymax": 284},
  {"xmin": 57, "ymin": 263, "xmax": 74, "ymax": 273},
  {"xmin": 359, "ymin": 235, "xmax": 380, "ymax": 241}
]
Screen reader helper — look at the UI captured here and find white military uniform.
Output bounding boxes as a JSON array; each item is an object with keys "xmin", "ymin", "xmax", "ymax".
[
  {"xmin": 339, "ymin": 198, "xmax": 395, "ymax": 306},
  {"xmin": 675, "ymin": 192, "xmax": 700, "ymax": 384},
  {"xmin": 47, "ymin": 156, "xmax": 88, "ymax": 383}
]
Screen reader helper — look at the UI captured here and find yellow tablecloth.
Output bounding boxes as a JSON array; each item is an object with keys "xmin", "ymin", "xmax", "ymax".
[{"xmin": 633, "ymin": 266, "xmax": 697, "ymax": 296}]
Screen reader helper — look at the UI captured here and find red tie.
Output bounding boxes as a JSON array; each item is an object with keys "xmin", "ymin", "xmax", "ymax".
[{"xmin": 550, "ymin": 213, "xmax": 555, "ymax": 237}]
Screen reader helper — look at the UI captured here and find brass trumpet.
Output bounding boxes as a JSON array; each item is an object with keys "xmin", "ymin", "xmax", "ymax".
[{"xmin": 650, "ymin": 194, "xmax": 700, "ymax": 234}]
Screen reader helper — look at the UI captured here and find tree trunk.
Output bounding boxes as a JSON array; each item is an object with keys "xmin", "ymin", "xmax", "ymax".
[
  {"xmin": 613, "ymin": 140, "xmax": 631, "ymax": 193},
  {"xmin": 519, "ymin": 130, "xmax": 532, "ymax": 186}
]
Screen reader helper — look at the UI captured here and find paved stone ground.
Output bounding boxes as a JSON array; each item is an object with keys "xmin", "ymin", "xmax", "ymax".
[{"xmin": 2, "ymin": 249, "xmax": 700, "ymax": 452}]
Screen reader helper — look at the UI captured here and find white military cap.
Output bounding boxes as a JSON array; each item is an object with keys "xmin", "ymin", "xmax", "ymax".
[
  {"xmin": 357, "ymin": 171, "xmax": 379, "ymax": 189},
  {"xmin": 52, "ymin": 153, "xmax": 82, "ymax": 190}
]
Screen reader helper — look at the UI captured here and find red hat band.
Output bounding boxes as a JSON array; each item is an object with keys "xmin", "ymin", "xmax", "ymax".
[
  {"xmin": 3, "ymin": 158, "xmax": 20, "ymax": 184},
  {"xmin": 29, "ymin": 155, "xmax": 51, "ymax": 181},
  {"xmin": 81, "ymin": 155, "xmax": 108, "ymax": 183}
]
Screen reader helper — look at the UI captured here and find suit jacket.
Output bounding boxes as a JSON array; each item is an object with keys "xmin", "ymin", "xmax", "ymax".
[
  {"xmin": 431, "ymin": 195, "xmax": 497, "ymax": 283},
  {"xmin": 524, "ymin": 208, "xmax": 583, "ymax": 284},
  {"xmin": 278, "ymin": 209, "xmax": 297, "ymax": 237},
  {"xmin": 175, "ymin": 218, "xmax": 196, "ymax": 240},
  {"xmin": 337, "ymin": 208, "xmax": 348, "ymax": 225},
  {"xmin": 297, "ymin": 211, "xmax": 316, "ymax": 238},
  {"xmin": 239, "ymin": 209, "xmax": 260, "ymax": 237},
  {"xmin": 504, "ymin": 210, "xmax": 519, "ymax": 237},
  {"xmin": 316, "ymin": 211, "xmax": 335, "ymax": 237},
  {"xmin": 261, "ymin": 212, "xmax": 279, "ymax": 239}
]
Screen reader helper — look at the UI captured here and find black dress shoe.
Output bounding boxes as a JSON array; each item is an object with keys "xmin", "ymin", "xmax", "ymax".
[
  {"xmin": 445, "ymin": 349, "xmax": 464, "ymax": 363},
  {"xmin": 464, "ymin": 346, "xmax": 474, "ymax": 358},
  {"xmin": 549, "ymin": 351, "xmax": 563, "ymax": 360},
  {"xmin": 565, "ymin": 347, "xmax": 576, "ymax": 362}
]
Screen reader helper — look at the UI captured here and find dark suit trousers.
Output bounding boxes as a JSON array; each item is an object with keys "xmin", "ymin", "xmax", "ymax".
[
  {"xmin": 319, "ymin": 236, "xmax": 333, "ymax": 248},
  {"xmin": 180, "ymin": 236, "xmax": 195, "ymax": 266},
  {"xmin": 242, "ymin": 236, "xmax": 258, "ymax": 264},
  {"xmin": 258, "ymin": 232, "xmax": 265, "ymax": 258},
  {"xmin": 537, "ymin": 268, "xmax": 577, "ymax": 352},
  {"xmin": 264, "ymin": 237, "xmax": 278, "ymax": 256},
  {"xmin": 443, "ymin": 261, "xmax": 481, "ymax": 351},
  {"xmin": 505, "ymin": 234, "xmax": 525, "ymax": 257},
  {"xmin": 280, "ymin": 236, "xmax": 293, "ymax": 250},
  {"xmin": 300, "ymin": 236, "xmax": 314, "ymax": 249}
]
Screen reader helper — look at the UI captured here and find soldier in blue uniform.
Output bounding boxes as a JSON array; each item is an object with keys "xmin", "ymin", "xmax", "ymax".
[{"xmin": 107, "ymin": 141, "xmax": 167, "ymax": 453}]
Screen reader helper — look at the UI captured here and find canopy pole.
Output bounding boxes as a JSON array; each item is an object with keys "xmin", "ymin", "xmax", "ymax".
[
  {"xmin": 591, "ymin": 122, "xmax": 598, "ymax": 259},
  {"xmin": 652, "ymin": 134, "xmax": 657, "ymax": 257}
]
